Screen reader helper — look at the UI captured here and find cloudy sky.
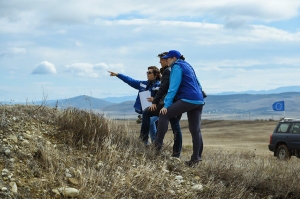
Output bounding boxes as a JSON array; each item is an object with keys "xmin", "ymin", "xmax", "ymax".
[{"xmin": 1, "ymin": 0, "xmax": 300, "ymax": 102}]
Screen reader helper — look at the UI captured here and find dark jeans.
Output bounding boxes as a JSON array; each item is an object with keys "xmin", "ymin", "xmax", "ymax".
[
  {"xmin": 169, "ymin": 116, "xmax": 182, "ymax": 157},
  {"xmin": 154, "ymin": 100, "xmax": 204, "ymax": 161},
  {"xmin": 140, "ymin": 108, "xmax": 182, "ymax": 156}
]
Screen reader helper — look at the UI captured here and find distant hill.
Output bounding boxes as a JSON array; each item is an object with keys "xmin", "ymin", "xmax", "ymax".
[
  {"xmin": 98, "ymin": 85, "xmax": 300, "ymax": 102},
  {"xmin": 22, "ymin": 92, "xmax": 300, "ymax": 118},
  {"xmin": 203, "ymin": 92, "xmax": 300, "ymax": 114},
  {"xmin": 215, "ymin": 85, "xmax": 300, "ymax": 95},
  {"xmin": 43, "ymin": 95, "xmax": 114, "ymax": 110},
  {"xmin": 101, "ymin": 92, "xmax": 300, "ymax": 119},
  {"xmin": 100, "ymin": 95, "xmax": 136, "ymax": 103},
  {"xmin": 102, "ymin": 101, "xmax": 135, "ymax": 113},
  {"xmin": 2, "ymin": 86, "xmax": 299, "ymax": 120}
]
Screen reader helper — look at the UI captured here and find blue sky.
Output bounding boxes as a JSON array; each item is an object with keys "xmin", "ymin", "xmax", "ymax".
[{"xmin": 0, "ymin": 0, "xmax": 300, "ymax": 102}]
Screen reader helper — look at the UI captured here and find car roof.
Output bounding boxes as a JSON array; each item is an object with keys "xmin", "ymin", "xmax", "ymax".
[{"xmin": 279, "ymin": 118, "xmax": 300, "ymax": 122}]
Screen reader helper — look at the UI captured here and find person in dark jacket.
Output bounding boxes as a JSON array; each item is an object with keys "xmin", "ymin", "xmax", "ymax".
[
  {"xmin": 108, "ymin": 66, "xmax": 161, "ymax": 144},
  {"xmin": 140, "ymin": 52, "xmax": 183, "ymax": 157},
  {"xmin": 154, "ymin": 50, "xmax": 205, "ymax": 167}
]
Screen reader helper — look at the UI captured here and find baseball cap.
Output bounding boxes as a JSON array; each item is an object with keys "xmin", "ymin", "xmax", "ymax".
[{"xmin": 162, "ymin": 50, "xmax": 181, "ymax": 59}]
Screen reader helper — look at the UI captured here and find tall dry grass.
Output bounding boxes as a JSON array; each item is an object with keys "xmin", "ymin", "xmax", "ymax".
[{"xmin": 1, "ymin": 104, "xmax": 300, "ymax": 198}]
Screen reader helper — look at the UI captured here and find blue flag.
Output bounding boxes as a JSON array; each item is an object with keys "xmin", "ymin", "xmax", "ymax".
[{"xmin": 272, "ymin": 101, "xmax": 284, "ymax": 111}]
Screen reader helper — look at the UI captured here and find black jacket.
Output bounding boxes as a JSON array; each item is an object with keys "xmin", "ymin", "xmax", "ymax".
[{"xmin": 152, "ymin": 66, "xmax": 171, "ymax": 105}]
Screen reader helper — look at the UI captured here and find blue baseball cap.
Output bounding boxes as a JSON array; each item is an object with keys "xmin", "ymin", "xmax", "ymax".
[{"xmin": 162, "ymin": 50, "xmax": 181, "ymax": 59}]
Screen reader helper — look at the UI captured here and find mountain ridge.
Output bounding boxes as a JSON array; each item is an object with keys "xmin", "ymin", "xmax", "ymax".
[{"xmin": 99, "ymin": 85, "xmax": 300, "ymax": 103}]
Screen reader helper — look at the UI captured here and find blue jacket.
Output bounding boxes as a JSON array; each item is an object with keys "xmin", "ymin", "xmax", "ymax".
[
  {"xmin": 175, "ymin": 59, "xmax": 203, "ymax": 100},
  {"xmin": 164, "ymin": 59, "xmax": 204, "ymax": 108},
  {"xmin": 117, "ymin": 74, "xmax": 160, "ymax": 114}
]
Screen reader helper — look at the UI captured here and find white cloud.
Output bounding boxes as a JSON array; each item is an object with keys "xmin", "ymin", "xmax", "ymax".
[
  {"xmin": 0, "ymin": 48, "xmax": 27, "ymax": 57},
  {"xmin": 32, "ymin": 61, "xmax": 57, "ymax": 74},
  {"xmin": 65, "ymin": 62, "xmax": 124, "ymax": 78},
  {"xmin": 1, "ymin": 1, "xmax": 299, "ymax": 30}
]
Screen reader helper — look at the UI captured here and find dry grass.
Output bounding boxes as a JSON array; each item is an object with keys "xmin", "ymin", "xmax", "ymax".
[{"xmin": 1, "ymin": 104, "xmax": 300, "ymax": 198}]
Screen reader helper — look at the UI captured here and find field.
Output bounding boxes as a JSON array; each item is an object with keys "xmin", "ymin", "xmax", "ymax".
[{"xmin": 117, "ymin": 119, "xmax": 278, "ymax": 156}]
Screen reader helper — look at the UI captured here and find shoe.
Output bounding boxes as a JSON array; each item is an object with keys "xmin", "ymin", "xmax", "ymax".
[
  {"xmin": 151, "ymin": 142, "xmax": 162, "ymax": 155},
  {"xmin": 171, "ymin": 153, "xmax": 180, "ymax": 158},
  {"xmin": 185, "ymin": 160, "xmax": 200, "ymax": 167}
]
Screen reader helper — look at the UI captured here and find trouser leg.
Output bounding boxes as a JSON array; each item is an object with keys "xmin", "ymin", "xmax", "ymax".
[
  {"xmin": 169, "ymin": 116, "xmax": 182, "ymax": 157},
  {"xmin": 140, "ymin": 110, "xmax": 152, "ymax": 144},
  {"xmin": 187, "ymin": 104, "xmax": 203, "ymax": 161},
  {"xmin": 149, "ymin": 116, "xmax": 158, "ymax": 143},
  {"xmin": 155, "ymin": 100, "xmax": 199, "ymax": 148}
]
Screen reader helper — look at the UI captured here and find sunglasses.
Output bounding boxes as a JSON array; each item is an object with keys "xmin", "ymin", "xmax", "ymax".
[{"xmin": 146, "ymin": 71, "xmax": 153, "ymax": 75}]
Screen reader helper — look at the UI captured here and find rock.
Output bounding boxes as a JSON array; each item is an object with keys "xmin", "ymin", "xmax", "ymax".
[
  {"xmin": 21, "ymin": 140, "xmax": 30, "ymax": 145},
  {"xmin": 8, "ymin": 135, "xmax": 18, "ymax": 143},
  {"xmin": 96, "ymin": 162, "xmax": 104, "ymax": 170},
  {"xmin": 52, "ymin": 187, "xmax": 79, "ymax": 197},
  {"xmin": 175, "ymin": 175, "xmax": 184, "ymax": 184},
  {"xmin": 2, "ymin": 168, "xmax": 9, "ymax": 176},
  {"xmin": 69, "ymin": 167, "xmax": 75, "ymax": 175},
  {"xmin": 194, "ymin": 176, "xmax": 201, "ymax": 181},
  {"xmin": 52, "ymin": 189, "xmax": 60, "ymax": 195},
  {"xmin": 191, "ymin": 184, "xmax": 203, "ymax": 191},
  {"xmin": 4, "ymin": 149, "xmax": 11, "ymax": 156},
  {"xmin": 23, "ymin": 133, "xmax": 32, "ymax": 140},
  {"xmin": 68, "ymin": 178, "xmax": 79, "ymax": 185},
  {"xmin": 9, "ymin": 182, "xmax": 18, "ymax": 193},
  {"xmin": 1, "ymin": 187, "xmax": 7, "ymax": 192}
]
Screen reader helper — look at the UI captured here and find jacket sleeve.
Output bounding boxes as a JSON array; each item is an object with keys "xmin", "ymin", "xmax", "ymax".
[
  {"xmin": 117, "ymin": 74, "xmax": 141, "ymax": 90},
  {"xmin": 164, "ymin": 64, "xmax": 182, "ymax": 108},
  {"xmin": 152, "ymin": 69, "xmax": 170, "ymax": 104}
]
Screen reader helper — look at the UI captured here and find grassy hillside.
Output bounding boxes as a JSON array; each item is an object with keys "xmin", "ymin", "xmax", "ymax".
[{"xmin": 0, "ymin": 105, "xmax": 300, "ymax": 198}]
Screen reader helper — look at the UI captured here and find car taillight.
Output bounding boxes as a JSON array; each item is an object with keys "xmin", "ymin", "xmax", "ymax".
[{"xmin": 269, "ymin": 134, "xmax": 272, "ymax": 144}]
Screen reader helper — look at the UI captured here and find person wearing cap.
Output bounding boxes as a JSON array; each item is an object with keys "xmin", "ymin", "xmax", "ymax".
[
  {"xmin": 108, "ymin": 66, "xmax": 161, "ymax": 144},
  {"xmin": 139, "ymin": 52, "xmax": 183, "ymax": 157},
  {"xmin": 153, "ymin": 50, "xmax": 205, "ymax": 166}
]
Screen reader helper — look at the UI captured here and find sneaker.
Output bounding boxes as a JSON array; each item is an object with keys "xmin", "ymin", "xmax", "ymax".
[{"xmin": 185, "ymin": 160, "xmax": 200, "ymax": 167}]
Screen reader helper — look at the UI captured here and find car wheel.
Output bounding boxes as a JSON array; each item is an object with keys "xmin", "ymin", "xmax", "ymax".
[{"xmin": 276, "ymin": 144, "xmax": 291, "ymax": 160}]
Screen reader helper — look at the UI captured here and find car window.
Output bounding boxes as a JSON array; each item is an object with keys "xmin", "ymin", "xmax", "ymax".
[
  {"xmin": 290, "ymin": 123, "xmax": 300, "ymax": 134},
  {"xmin": 276, "ymin": 123, "xmax": 290, "ymax": 133}
]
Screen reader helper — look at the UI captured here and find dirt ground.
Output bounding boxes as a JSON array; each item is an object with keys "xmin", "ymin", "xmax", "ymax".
[{"xmin": 116, "ymin": 119, "xmax": 278, "ymax": 155}]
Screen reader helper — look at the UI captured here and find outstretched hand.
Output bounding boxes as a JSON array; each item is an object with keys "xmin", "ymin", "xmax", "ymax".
[{"xmin": 108, "ymin": 71, "xmax": 118, "ymax": 76}]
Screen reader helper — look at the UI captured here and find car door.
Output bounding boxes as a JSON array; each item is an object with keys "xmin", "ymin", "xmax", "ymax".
[
  {"xmin": 274, "ymin": 123, "xmax": 291, "ymax": 147},
  {"xmin": 288, "ymin": 122, "xmax": 300, "ymax": 150}
]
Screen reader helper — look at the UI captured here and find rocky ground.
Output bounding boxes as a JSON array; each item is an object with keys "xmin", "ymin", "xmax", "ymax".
[
  {"xmin": 0, "ymin": 105, "xmax": 205, "ymax": 198},
  {"xmin": 0, "ymin": 105, "xmax": 75, "ymax": 198}
]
